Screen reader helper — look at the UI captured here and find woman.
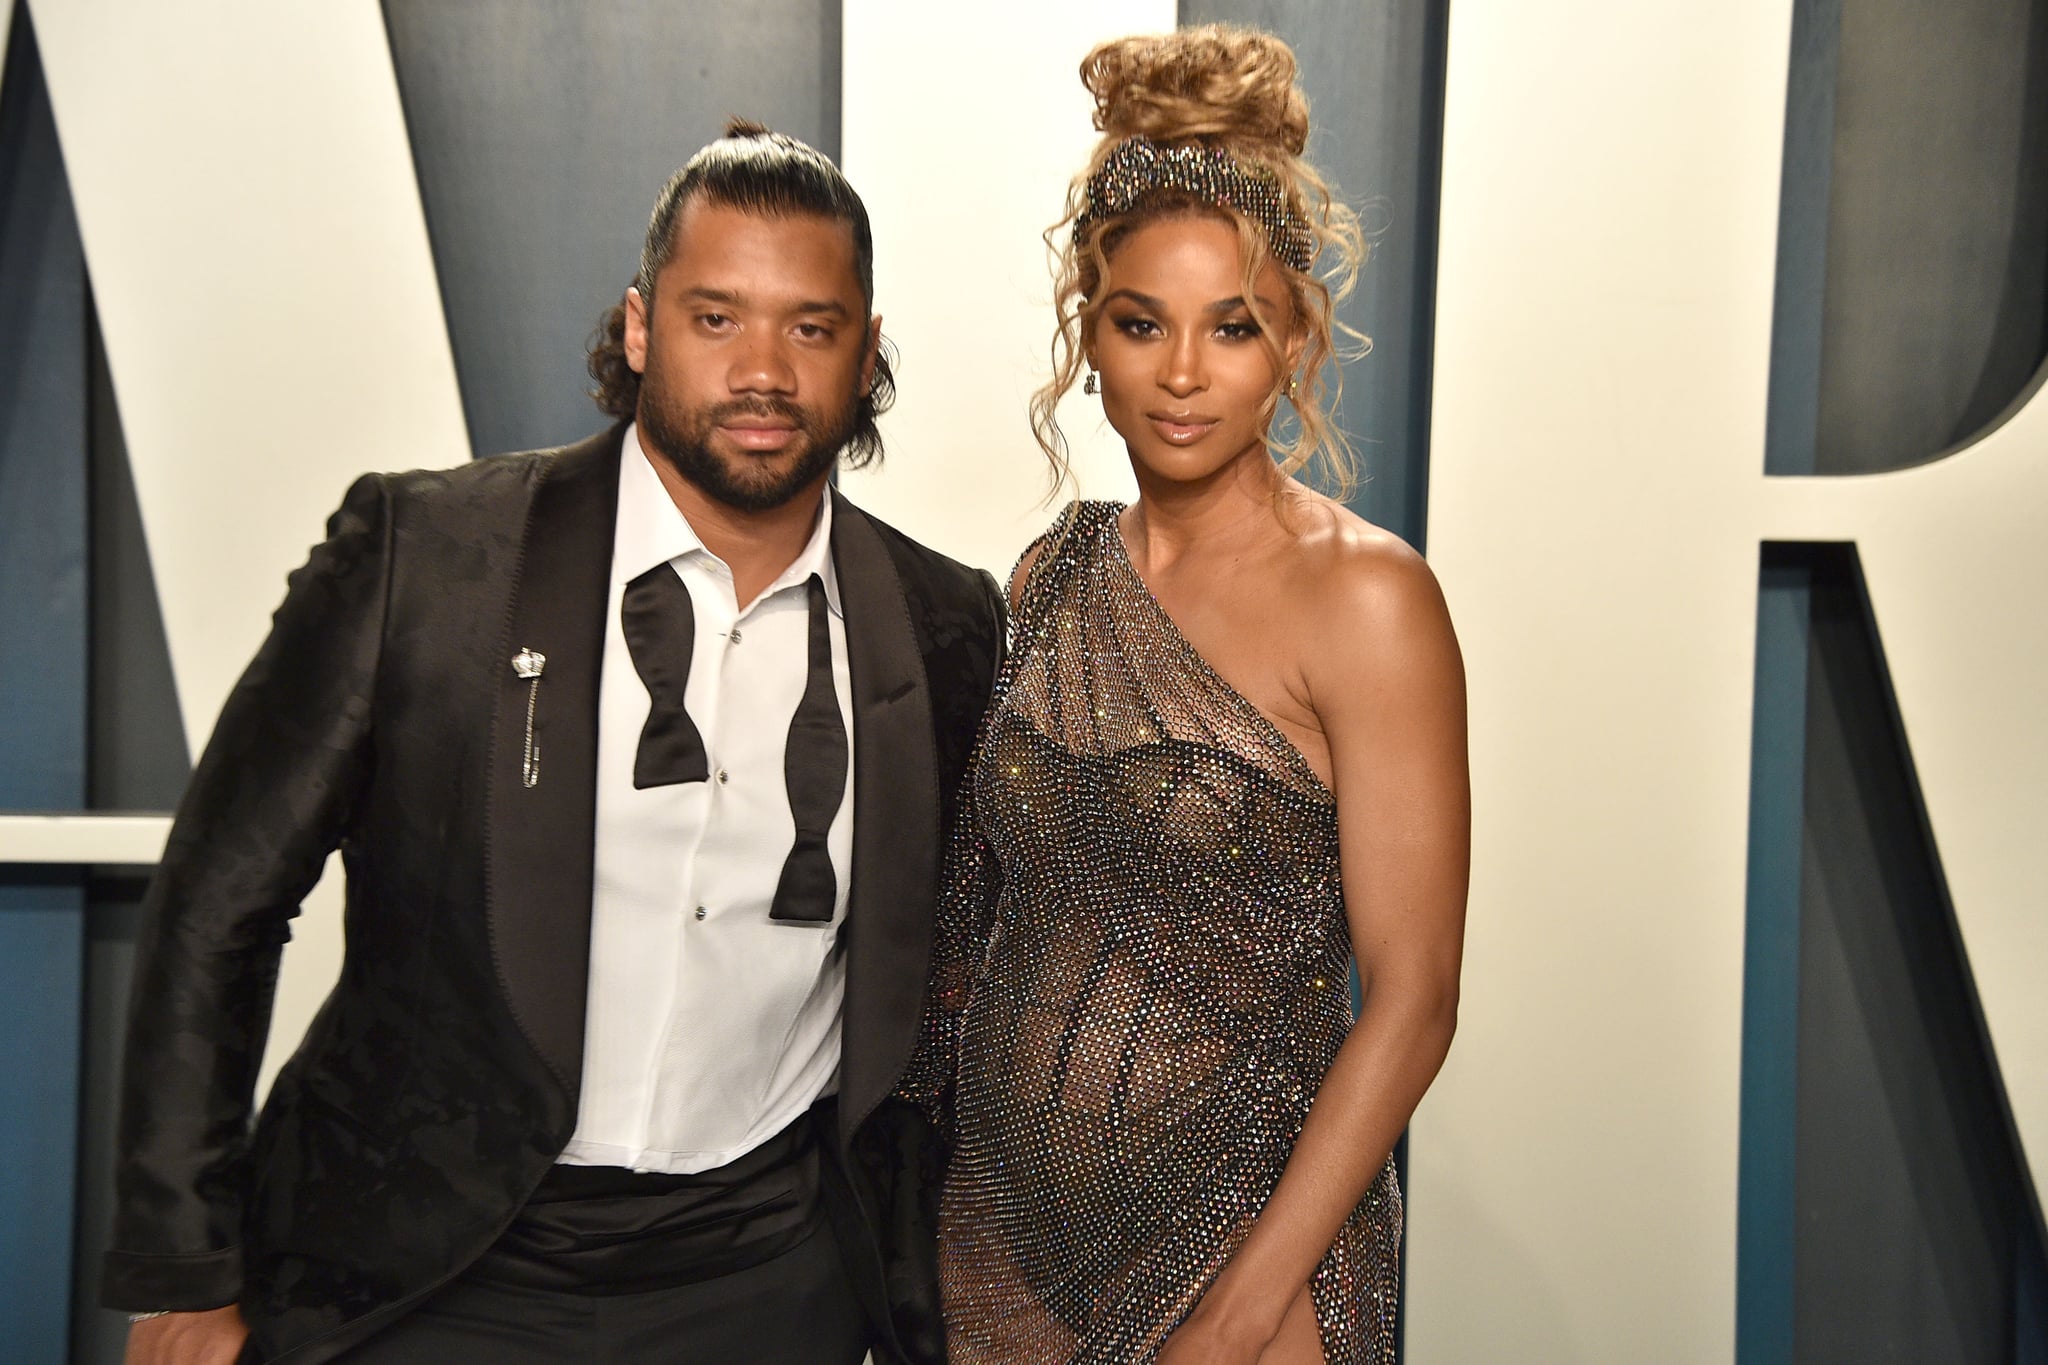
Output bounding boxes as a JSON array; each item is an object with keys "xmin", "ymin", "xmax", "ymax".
[{"xmin": 902, "ymin": 26, "xmax": 1469, "ymax": 1365}]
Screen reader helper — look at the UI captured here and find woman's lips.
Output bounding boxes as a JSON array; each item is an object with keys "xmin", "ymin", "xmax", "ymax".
[{"xmin": 1149, "ymin": 413, "xmax": 1219, "ymax": 444}]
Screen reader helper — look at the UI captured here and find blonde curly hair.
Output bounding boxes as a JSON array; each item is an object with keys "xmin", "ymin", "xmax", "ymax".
[{"xmin": 1031, "ymin": 25, "xmax": 1368, "ymax": 497}]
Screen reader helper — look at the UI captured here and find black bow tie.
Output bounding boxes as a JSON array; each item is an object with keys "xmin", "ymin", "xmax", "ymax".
[
  {"xmin": 618, "ymin": 566, "xmax": 847, "ymax": 923},
  {"xmin": 619, "ymin": 565, "xmax": 710, "ymax": 788}
]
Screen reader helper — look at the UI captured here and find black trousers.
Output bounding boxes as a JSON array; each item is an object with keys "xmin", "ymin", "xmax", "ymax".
[
  {"xmin": 330, "ymin": 1222, "xmax": 868, "ymax": 1364},
  {"xmin": 330, "ymin": 1107, "xmax": 873, "ymax": 1364}
]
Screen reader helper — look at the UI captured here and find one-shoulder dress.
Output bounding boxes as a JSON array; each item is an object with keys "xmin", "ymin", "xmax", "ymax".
[{"xmin": 900, "ymin": 501, "xmax": 1401, "ymax": 1364}]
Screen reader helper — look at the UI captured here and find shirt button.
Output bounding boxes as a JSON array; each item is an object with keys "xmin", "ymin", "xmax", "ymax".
[
  {"xmin": 693, "ymin": 906, "xmax": 707, "ymax": 921},
  {"xmin": 716, "ymin": 768, "xmax": 729, "ymax": 784},
  {"xmin": 728, "ymin": 628, "xmax": 743, "ymax": 644}
]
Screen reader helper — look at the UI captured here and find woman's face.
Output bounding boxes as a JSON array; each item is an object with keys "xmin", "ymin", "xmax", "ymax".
[{"xmin": 1089, "ymin": 213, "xmax": 1298, "ymax": 488}]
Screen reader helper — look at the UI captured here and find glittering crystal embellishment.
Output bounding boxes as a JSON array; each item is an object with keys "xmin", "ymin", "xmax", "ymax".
[
  {"xmin": 511, "ymin": 647, "xmax": 547, "ymax": 787},
  {"xmin": 909, "ymin": 502, "xmax": 1400, "ymax": 1361}
]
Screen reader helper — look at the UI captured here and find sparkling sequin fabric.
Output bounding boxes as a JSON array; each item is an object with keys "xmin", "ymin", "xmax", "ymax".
[
  {"xmin": 1075, "ymin": 137, "xmax": 1316, "ymax": 273},
  {"xmin": 902, "ymin": 501, "xmax": 1400, "ymax": 1364}
]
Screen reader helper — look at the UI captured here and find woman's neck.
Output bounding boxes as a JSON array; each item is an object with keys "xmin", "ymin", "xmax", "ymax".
[{"xmin": 1122, "ymin": 442, "xmax": 1294, "ymax": 573}]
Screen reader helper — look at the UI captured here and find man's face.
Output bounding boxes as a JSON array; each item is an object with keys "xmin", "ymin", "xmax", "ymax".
[{"xmin": 625, "ymin": 199, "xmax": 880, "ymax": 512}]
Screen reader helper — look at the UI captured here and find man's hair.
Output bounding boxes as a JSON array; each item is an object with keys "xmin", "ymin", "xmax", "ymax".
[{"xmin": 588, "ymin": 119, "xmax": 896, "ymax": 468}]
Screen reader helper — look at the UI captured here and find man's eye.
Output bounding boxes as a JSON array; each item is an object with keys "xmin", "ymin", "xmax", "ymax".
[
  {"xmin": 698, "ymin": 313, "xmax": 733, "ymax": 330},
  {"xmin": 794, "ymin": 323, "xmax": 834, "ymax": 341}
]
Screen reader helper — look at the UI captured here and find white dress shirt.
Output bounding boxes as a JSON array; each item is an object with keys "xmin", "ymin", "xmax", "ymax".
[{"xmin": 560, "ymin": 425, "xmax": 855, "ymax": 1174}]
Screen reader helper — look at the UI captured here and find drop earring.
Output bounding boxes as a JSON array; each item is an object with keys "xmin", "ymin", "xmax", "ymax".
[{"xmin": 1083, "ymin": 370, "xmax": 1099, "ymax": 396}]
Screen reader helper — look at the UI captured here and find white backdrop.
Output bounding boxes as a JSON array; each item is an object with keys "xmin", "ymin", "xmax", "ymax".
[
  {"xmin": 28, "ymin": 0, "xmax": 469, "ymax": 1096},
  {"xmin": 840, "ymin": 0, "xmax": 1156, "ymax": 571},
  {"xmin": 1416, "ymin": 2, "xmax": 2048, "ymax": 1359}
]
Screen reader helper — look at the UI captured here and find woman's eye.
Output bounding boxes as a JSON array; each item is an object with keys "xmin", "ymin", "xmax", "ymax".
[
  {"xmin": 1217, "ymin": 320, "xmax": 1262, "ymax": 341},
  {"xmin": 1112, "ymin": 316, "xmax": 1160, "ymax": 338}
]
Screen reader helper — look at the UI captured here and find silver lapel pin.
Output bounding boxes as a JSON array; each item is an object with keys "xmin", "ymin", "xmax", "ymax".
[{"xmin": 512, "ymin": 647, "xmax": 546, "ymax": 788}]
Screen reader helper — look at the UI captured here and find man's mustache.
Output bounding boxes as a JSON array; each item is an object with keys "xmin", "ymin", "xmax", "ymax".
[{"xmin": 706, "ymin": 398, "xmax": 811, "ymax": 429}]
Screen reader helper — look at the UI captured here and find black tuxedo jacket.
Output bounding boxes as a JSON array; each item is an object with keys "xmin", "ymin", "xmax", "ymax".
[{"xmin": 102, "ymin": 426, "xmax": 1003, "ymax": 1364}]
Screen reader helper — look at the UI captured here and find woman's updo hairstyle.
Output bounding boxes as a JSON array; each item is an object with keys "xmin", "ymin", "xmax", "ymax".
[
  {"xmin": 1086, "ymin": 25, "xmax": 1309, "ymax": 157},
  {"xmin": 1031, "ymin": 25, "xmax": 1367, "ymax": 496}
]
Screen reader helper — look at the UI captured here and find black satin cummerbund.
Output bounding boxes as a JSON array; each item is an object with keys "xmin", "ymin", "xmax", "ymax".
[{"xmin": 473, "ymin": 1112, "xmax": 825, "ymax": 1296}]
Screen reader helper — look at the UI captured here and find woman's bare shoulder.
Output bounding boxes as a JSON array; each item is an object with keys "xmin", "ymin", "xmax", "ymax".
[
  {"xmin": 1284, "ymin": 496, "xmax": 1437, "ymax": 612},
  {"xmin": 1276, "ymin": 495, "xmax": 1458, "ymax": 697}
]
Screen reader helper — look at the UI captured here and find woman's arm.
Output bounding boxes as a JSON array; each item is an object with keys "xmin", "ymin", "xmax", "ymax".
[{"xmin": 1162, "ymin": 537, "xmax": 1470, "ymax": 1364}]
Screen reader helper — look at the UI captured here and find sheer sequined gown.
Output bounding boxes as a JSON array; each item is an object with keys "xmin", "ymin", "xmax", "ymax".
[{"xmin": 902, "ymin": 502, "xmax": 1401, "ymax": 1364}]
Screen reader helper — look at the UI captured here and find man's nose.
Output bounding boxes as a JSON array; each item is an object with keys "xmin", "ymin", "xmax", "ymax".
[{"xmin": 729, "ymin": 331, "xmax": 797, "ymax": 394}]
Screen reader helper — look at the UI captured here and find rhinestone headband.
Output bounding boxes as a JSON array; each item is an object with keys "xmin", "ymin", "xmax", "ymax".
[{"xmin": 1074, "ymin": 136, "xmax": 1314, "ymax": 273}]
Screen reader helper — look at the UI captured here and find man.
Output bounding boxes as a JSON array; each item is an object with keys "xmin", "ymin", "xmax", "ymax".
[{"xmin": 104, "ymin": 121, "xmax": 1001, "ymax": 1364}]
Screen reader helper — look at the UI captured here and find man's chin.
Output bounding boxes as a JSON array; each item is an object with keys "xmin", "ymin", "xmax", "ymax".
[
  {"xmin": 691, "ymin": 446, "xmax": 830, "ymax": 513},
  {"xmin": 637, "ymin": 413, "xmax": 844, "ymax": 513}
]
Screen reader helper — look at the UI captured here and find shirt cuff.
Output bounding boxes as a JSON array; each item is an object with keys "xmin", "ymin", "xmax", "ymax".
[{"xmin": 100, "ymin": 1246, "xmax": 242, "ymax": 1312}]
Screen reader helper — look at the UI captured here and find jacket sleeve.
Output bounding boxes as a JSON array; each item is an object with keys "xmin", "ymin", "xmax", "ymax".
[
  {"xmin": 978, "ymin": 567, "xmax": 1008, "ymax": 669},
  {"xmin": 100, "ymin": 474, "xmax": 391, "ymax": 1311},
  {"xmin": 893, "ymin": 568, "xmax": 1008, "ymax": 1145}
]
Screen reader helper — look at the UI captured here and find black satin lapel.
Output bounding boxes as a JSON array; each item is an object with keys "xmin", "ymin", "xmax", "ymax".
[
  {"xmin": 485, "ymin": 427, "xmax": 622, "ymax": 1102},
  {"xmin": 830, "ymin": 491, "xmax": 940, "ymax": 1146}
]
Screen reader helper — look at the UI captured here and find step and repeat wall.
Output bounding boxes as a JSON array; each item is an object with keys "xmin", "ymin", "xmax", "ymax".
[{"xmin": 0, "ymin": 1, "xmax": 2041, "ymax": 1361}]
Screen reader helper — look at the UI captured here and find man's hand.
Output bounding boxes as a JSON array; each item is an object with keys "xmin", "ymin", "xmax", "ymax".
[{"xmin": 124, "ymin": 1305, "xmax": 248, "ymax": 1365}]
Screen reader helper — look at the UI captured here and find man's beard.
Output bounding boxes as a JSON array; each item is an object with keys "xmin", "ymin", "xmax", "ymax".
[{"xmin": 636, "ymin": 370, "xmax": 858, "ymax": 513}]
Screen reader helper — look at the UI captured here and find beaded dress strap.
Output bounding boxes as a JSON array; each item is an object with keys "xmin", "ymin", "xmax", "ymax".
[{"xmin": 1005, "ymin": 499, "xmax": 1104, "ymax": 640}]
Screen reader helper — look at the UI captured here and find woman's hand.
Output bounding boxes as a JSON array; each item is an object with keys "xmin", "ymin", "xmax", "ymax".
[
  {"xmin": 124, "ymin": 1305, "xmax": 248, "ymax": 1365},
  {"xmin": 1156, "ymin": 1299, "xmax": 1273, "ymax": 1365},
  {"xmin": 1159, "ymin": 1282, "xmax": 1322, "ymax": 1365}
]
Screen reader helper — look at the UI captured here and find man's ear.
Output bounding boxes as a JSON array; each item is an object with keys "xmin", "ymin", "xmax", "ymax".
[
  {"xmin": 861, "ymin": 314, "xmax": 883, "ymax": 395},
  {"xmin": 624, "ymin": 287, "xmax": 650, "ymax": 375}
]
